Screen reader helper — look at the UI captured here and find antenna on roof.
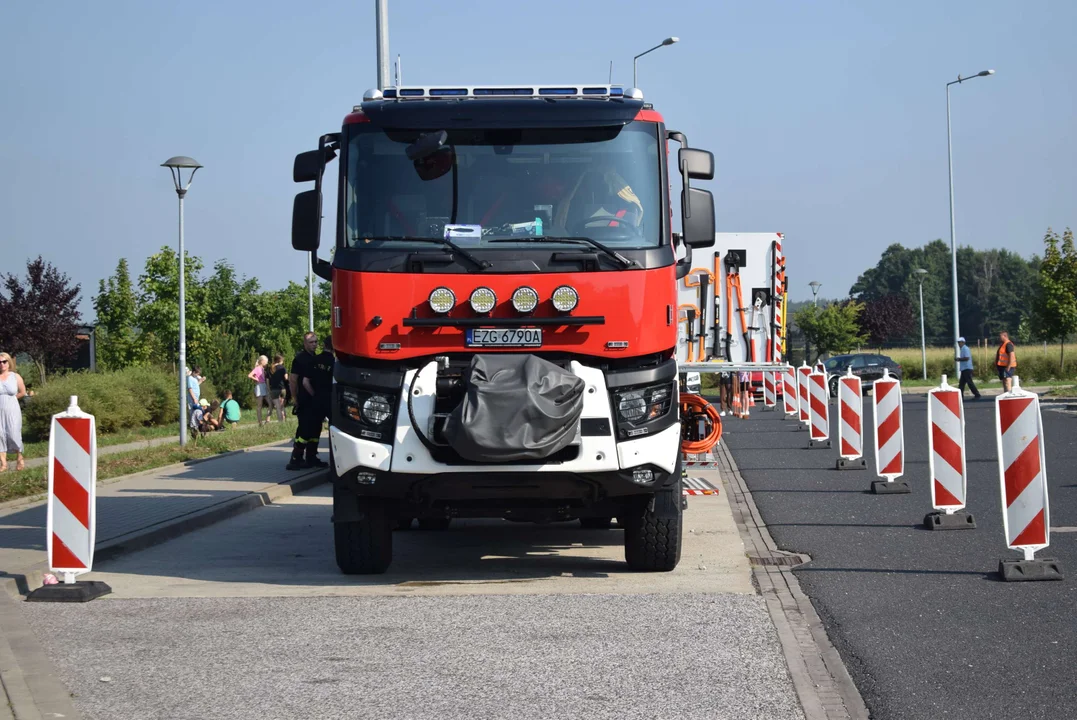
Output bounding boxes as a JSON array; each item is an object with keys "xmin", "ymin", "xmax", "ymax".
[
  {"xmin": 608, "ymin": 61, "xmax": 613, "ymax": 84},
  {"xmin": 395, "ymin": 54, "xmax": 401, "ymax": 85}
]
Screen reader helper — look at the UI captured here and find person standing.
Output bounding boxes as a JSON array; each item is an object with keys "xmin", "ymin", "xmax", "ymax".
[
  {"xmin": 0, "ymin": 353, "xmax": 27, "ymax": 472},
  {"xmin": 267, "ymin": 354, "xmax": 288, "ymax": 422},
  {"xmin": 995, "ymin": 331, "xmax": 1017, "ymax": 393},
  {"xmin": 718, "ymin": 371, "xmax": 732, "ymax": 417},
  {"xmin": 287, "ymin": 332, "xmax": 328, "ymax": 470},
  {"xmin": 737, "ymin": 369, "xmax": 751, "ymax": 418},
  {"xmin": 248, "ymin": 355, "xmax": 270, "ymax": 426},
  {"xmin": 955, "ymin": 337, "xmax": 981, "ymax": 400},
  {"xmin": 313, "ymin": 335, "xmax": 335, "ymax": 426},
  {"xmin": 186, "ymin": 366, "xmax": 201, "ymax": 411}
]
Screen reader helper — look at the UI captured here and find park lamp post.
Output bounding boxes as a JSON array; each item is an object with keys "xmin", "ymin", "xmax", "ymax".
[
  {"xmin": 162, "ymin": 156, "xmax": 202, "ymax": 448},
  {"xmin": 633, "ymin": 37, "xmax": 678, "ymax": 89},
  {"xmin": 946, "ymin": 68, "xmax": 994, "ymax": 378},
  {"xmin": 809, "ymin": 281, "xmax": 822, "ymax": 307},
  {"xmin": 914, "ymin": 268, "xmax": 929, "ymax": 379}
]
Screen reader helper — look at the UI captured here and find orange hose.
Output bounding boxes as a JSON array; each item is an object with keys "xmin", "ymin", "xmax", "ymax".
[{"xmin": 680, "ymin": 393, "xmax": 723, "ymax": 455}]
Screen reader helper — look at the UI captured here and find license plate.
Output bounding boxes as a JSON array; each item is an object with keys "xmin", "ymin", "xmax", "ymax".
[{"xmin": 466, "ymin": 328, "xmax": 543, "ymax": 348}]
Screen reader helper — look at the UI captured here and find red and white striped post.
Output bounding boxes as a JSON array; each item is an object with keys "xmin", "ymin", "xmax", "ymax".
[
  {"xmin": 763, "ymin": 371, "xmax": 777, "ymax": 409},
  {"xmin": 26, "ymin": 396, "xmax": 112, "ymax": 602},
  {"xmin": 924, "ymin": 376, "xmax": 976, "ymax": 529},
  {"xmin": 836, "ymin": 368, "xmax": 865, "ymax": 469},
  {"xmin": 782, "ymin": 366, "xmax": 798, "ymax": 417},
  {"xmin": 807, "ymin": 369, "xmax": 830, "ymax": 448},
  {"xmin": 797, "ymin": 364, "xmax": 811, "ymax": 430},
  {"xmin": 995, "ymin": 378, "xmax": 1062, "ymax": 581},
  {"xmin": 870, "ymin": 368, "xmax": 908, "ymax": 494}
]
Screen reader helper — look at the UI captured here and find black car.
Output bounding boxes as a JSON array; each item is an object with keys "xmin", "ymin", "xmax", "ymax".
[{"xmin": 824, "ymin": 353, "xmax": 903, "ymax": 396}]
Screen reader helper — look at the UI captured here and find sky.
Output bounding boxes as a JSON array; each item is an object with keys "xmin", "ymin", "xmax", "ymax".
[{"xmin": 2, "ymin": 0, "xmax": 1075, "ymax": 320}]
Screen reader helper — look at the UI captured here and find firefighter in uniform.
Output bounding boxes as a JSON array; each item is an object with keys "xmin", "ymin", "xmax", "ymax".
[
  {"xmin": 995, "ymin": 330, "xmax": 1017, "ymax": 393},
  {"xmin": 286, "ymin": 332, "xmax": 329, "ymax": 470}
]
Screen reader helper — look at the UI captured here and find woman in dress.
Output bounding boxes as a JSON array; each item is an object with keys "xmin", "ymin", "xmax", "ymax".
[
  {"xmin": 248, "ymin": 355, "xmax": 270, "ymax": 426},
  {"xmin": 0, "ymin": 352, "xmax": 28, "ymax": 472}
]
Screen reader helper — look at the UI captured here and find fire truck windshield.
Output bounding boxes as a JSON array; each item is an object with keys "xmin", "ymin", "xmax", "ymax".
[{"xmin": 345, "ymin": 123, "xmax": 662, "ymax": 250}]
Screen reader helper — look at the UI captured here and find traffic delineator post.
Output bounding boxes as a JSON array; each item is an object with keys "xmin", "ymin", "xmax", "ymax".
[
  {"xmin": 807, "ymin": 369, "xmax": 830, "ymax": 449},
  {"xmin": 995, "ymin": 378, "xmax": 1062, "ymax": 581},
  {"xmin": 836, "ymin": 368, "xmax": 866, "ymax": 470},
  {"xmin": 797, "ymin": 364, "xmax": 811, "ymax": 431},
  {"xmin": 763, "ymin": 371, "xmax": 777, "ymax": 409},
  {"xmin": 782, "ymin": 367, "xmax": 798, "ymax": 417},
  {"xmin": 870, "ymin": 368, "xmax": 909, "ymax": 494},
  {"xmin": 25, "ymin": 396, "xmax": 112, "ymax": 603},
  {"xmin": 924, "ymin": 376, "xmax": 976, "ymax": 530}
]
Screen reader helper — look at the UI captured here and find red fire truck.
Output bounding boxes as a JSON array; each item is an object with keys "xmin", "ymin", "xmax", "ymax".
[{"xmin": 291, "ymin": 83, "xmax": 715, "ymax": 574}]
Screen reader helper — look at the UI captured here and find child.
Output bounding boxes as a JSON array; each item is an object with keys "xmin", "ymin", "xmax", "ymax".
[
  {"xmin": 221, "ymin": 390, "xmax": 241, "ymax": 428},
  {"xmin": 201, "ymin": 400, "xmax": 222, "ymax": 433}
]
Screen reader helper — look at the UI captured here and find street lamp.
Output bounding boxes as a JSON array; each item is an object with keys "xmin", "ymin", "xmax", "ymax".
[
  {"xmin": 633, "ymin": 37, "xmax": 678, "ymax": 89},
  {"xmin": 809, "ymin": 281, "xmax": 822, "ymax": 307},
  {"xmin": 945, "ymin": 68, "xmax": 994, "ymax": 378},
  {"xmin": 914, "ymin": 268, "xmax": 929, "ymax": 379},
  {"xmin": 162, "ymin": 155, "xmax": 202, "ymax": 448}
]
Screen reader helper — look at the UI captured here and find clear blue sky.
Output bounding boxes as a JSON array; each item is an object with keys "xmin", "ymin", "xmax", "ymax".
[{"xmin": 2, "ymin": 0, "xmax": 1074, "ymax": 318}]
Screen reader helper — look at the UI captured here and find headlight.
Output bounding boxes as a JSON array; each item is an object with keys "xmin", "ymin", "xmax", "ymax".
[
  {"xmin": 617, "ymin": 390, "xmax": 646, "ymax": 423},
  {"xmin": 551, "ymin": 285, "xmax": 579, "ymax": 312},
  {"xmin": 361, "ymin": 394, "xmax": 392, "ymax": 425},
  {"xmin": 646, "ymin": 386, "xmax": 670, "ymax": 421},
  {"xmin": 469, "ymin": 287, "xmax": 497, "ymax": 314},
  {"xmin": 429, "ymin": 287, "xmax": 456, "ymax": 314},
  {"xmin": 511, "ymin": 286, "xmax": 539, "ymax": 313}
]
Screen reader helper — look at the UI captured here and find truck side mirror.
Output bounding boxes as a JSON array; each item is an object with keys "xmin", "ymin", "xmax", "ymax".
[
  {"xmin": 292, "ymin": 189, "xmax": 322, "ymax": 252},
  {"xmin": 674, "ymin": 233, "xmax": 693, "ymax": 279},
  {"xmin": 679, "ymin": 148, "xmax": 714, "ymax": 181},
  {"xmin": 682, "ymin": 189, "xmax": 715, "ymax": 248}
]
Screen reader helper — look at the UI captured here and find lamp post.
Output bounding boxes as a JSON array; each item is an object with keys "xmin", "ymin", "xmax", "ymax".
[
  {"xmin": 633, "ymin": 37, "xmax": 678, "ymax": 88},
  {"xmin": 946, "ymin": 68, "xmax": 994, "ymax": 378},
  {"xmin": 161, "ymin": 156, "xmax": 202, "ymax": 447},
  {"xmin": 809, "ymin": 281, "xmax": 822, "ymax": 307},
  {"xmin": 914, "ymin": 268, "xmax": 929, "ymax": 379}
]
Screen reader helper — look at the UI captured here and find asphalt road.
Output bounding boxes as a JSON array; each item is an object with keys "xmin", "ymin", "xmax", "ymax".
[
  {"xmin": 20, "ymin": 485, "xmax": 804, "ymax": 720},
  {"xmin": 723, "ymin": 395, "xmax": 1077, "ymax": 720}
]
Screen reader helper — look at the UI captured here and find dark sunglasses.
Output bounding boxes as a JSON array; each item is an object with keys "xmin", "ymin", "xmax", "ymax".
[{"xmin": 0, "ymin": 359, "xmax": 8, "ymax": 364}]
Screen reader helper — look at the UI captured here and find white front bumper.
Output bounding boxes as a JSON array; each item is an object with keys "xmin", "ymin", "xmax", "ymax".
[{"xmin": 331, "ymin": 360, "xmax": 679, "ymax": 477}]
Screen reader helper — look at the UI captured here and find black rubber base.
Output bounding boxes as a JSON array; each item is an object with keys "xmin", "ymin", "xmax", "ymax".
[
  {"xmin": 25, "ymin": 580, "xmax": 112, "ymax": 603},
  {"xmin": 924, "ymin": 510, "xmax": 976, "ymax": 530},
  {"xmin": 808, "ymin": 438, "xmax": 831, "ymax": 449},
  {"xmin": 999, "ymin": 558, "xmax": 1064, "ymax": 582},
  {"xmin": 836, "ymin": 457, "xmax": 867, "ymax": 470},
  {"xmin": 871, "ymin": 480, "xmax": 911, "ymax": 494}
]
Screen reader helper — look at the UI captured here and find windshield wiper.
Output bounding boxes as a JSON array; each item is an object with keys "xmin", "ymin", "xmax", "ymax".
[
  {"xmin": 365, "ymin": 236, "xmax": 491, "ymax": 270},
  {"xmin": 488, "ymin": 236, "xmax": 635, "ymax": 268}
]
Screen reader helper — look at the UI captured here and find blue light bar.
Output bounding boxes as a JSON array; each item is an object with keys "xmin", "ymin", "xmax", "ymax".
[{"xmin": 364, "ymin": 85, "xmax": 641, "ymax": 103}]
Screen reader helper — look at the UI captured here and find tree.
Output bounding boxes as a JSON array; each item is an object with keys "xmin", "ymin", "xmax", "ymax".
[
  {"xmin": 0, "ymin": 257, "xmax": 82, "ymax": 385},
  {"xmin": 794, "ymin": 300, "xmax": 867, "ymax": 363},
  {"xmin": 860, "ymin": 294, "xmax": 915, "ymax": 348},
  {"xmin": 1031, "ymin": 228, "xmax": 1077, "ymax": 370},
  {"xmin": 93, "ymin": 258, "xmax": 149, "ymax": 369},
  {"xmin": 136, "ymin": 247, "xmax": 210, "ymax": 363}
]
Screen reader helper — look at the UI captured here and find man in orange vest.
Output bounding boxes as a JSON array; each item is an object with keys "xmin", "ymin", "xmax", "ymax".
[{"xmin": 995, "ymin": 331, "xmax": 1017, "ymax": 393}]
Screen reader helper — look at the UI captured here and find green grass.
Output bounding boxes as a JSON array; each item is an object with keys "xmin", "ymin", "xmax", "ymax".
[
  {"xmin": 1, "ymin": 417, "xmax": 298, "ymax": 505},
  {"xmin": 20, "ymin": 407, "xmax": 277, "ymax": 460}
]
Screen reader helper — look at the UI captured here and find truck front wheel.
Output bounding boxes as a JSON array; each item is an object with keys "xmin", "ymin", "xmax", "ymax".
[
  {"xmin": 623, "ymin": 485, "xmax": 683, "ymax": 572},
  {"xmin": 335, "ymin": 499, "xmax": 393, "ymax": 574}
]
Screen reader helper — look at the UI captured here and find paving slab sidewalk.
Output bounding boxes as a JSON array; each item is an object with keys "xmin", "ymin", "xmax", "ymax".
[{"xmin": 0, "ymin": 439, "xmax": 329, "ymax": 593}]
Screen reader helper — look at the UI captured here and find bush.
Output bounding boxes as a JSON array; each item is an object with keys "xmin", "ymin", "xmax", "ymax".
[{"xmin": 20, "ymin": 365, "xmax": 191, "ymax": 442}]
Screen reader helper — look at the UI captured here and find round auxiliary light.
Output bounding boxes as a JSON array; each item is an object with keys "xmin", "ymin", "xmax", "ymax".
[
  {"xmin": 511, "ymin": 286, "xmax": 539, "ymax": 313},
  {"xmin": 428, "ymin": 287, "xmax": 456, "ymax": 314},
  {"xmin": 361, "ymin": 395, "xmax": 393, "ymax": 425},
  {"xmin": 551, "ymin": 285, "xmax": 579, "ymax": 312},
  {"xmin": 469, "ymin": 287, "xmax": 497, "ymax": 314}
]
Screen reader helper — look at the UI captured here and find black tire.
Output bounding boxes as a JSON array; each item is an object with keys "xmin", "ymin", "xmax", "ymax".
[
  {"xmin": 334, "ymin": 500, "xmax": 393, "ymax": 574},
  {"xmin": 417, "ymin": 517, "xmax": 452, "ymax": 531},
  {"xmin": 580, "ymin": 517, "xmax": 614, "ymax": 530},
  {"xmin": 623, "ymin": 486, "xmax": 683, "ymax": 572}
]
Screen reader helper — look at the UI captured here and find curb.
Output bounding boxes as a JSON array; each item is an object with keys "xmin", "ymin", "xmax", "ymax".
[
  {"xmin": 717, "ymin": 441, "xmax": 869, "ymax": 720},
  {"xmin": 6, "ymin": 468, "xmax": 330, "ymax": 596}
]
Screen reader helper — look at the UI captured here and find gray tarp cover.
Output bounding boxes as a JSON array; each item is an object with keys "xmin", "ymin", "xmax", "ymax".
[{"xmin": 443, "ymin": 355, "xmax": 585, "ymax": 462}]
